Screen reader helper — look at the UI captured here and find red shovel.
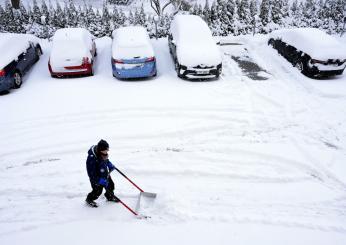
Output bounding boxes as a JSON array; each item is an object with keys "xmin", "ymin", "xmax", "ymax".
[{"xmin": 113, "ymin": 167, "xmax": 157, "ymax": 218}]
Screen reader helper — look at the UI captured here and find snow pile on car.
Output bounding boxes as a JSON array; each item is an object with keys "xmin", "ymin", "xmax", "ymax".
[
  {"xmin": 269, "ymin": 28, "xmax": 346, "ymax": 60},
  {"xmin": 50, "ymin": 28, "xmax": 94, "ymax": 69},
  {"xmin": 0, "ymin": 33, "xmax": 39, "ymax": 70},
  {"xmin": 170, "ymin": 14, "xmax": 221, "ymax": 67},
  {"xmin": 112, "ymin": 26, "xmax": 154, "ymax": 60}
]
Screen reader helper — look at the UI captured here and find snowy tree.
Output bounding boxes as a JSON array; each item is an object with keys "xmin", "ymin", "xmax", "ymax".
[
  {"xmin": 32, "ymin": 0, "xmax": 41, "ymax": 23},
  {"xmin": 290, "ymin": 0, "xmax": 304, "ymax": 27},
  {"xmin": 41, "ymin": 0, "xmax": 49, "ymax": 24},
  {"xmin": 259, "ymin": 0, "xmax": 271, "ymax": 31},
  {"xmin": 203, "ymin": 0, "xmax": 211, "ymax": 26},
  {"xmin": 250, "ymin": 0, "xmax": 260, "ymax": 34},
  {"xmin": 238, "ymin": 0, "xmax": 252, "ymax": 34},
  {"xmin": 150, "ymin": 0, "xmax": 181, "ymax": 17},
  {"xmin": 134, "ymin": 4, "xmax": 147, "ymax": 26}
]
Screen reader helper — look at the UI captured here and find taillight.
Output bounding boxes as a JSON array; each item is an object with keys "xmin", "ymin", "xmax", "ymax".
[
  {"xmin": 82, "ymin": 57, "xmax": 89, "ymax": 65},
  {"xmin": 113, "ymin": 58, "xmax": 124, "ymax": 64},
  {"xmin": 145, "ymin": 57, "xmax": 155, "ymax": 63},
  {"xmin": 0, "ymin": 69, "xmax": 5, "ymax": 77}
]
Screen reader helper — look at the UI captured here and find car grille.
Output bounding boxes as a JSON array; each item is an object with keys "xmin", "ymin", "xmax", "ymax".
[{"xmin": 193, "ymin": 65, "xmax": 215, "ymax": 69}]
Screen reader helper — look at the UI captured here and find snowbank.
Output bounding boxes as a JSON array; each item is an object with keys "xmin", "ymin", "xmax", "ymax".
[
  {"xmin": 170, "ymin": 14, "xmax": 222, "ymax": 67},
  {"xmin": 270, "ymin": 28, "xmax": 346, "ymax": 60},
  {"xmin": 0, "ymin": 33, "xmax": 39, "ymax": 70},
  {"xmin": 112, "ymin": 26, "xmax": 154, "ymax": 59}
]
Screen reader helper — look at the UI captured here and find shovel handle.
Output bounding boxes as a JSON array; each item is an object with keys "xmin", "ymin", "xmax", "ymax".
[
  {"xmin": 114, "ymin": 167, "xmax": 144, "ymax": 193},
  {"xmin": 117, "ymin": 198, "xmax": 139, "ymax": 216}
]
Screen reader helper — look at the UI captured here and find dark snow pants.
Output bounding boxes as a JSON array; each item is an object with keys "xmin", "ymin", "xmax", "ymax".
[{"xmin": 86, "ymin": 176, "xmax": 115, "ymax": 201}]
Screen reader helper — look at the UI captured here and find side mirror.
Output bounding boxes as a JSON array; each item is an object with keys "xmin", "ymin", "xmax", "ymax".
[{"xmin": 216, "ymin": 41, "xmax": 221, "ymax": 45}]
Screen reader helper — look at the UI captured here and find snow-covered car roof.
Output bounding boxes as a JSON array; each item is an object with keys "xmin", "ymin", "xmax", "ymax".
[
  {"xmin": 170, "ymin": 14, "xmax": 222, "ymax": 67},
  {"xmin": 50, "ymin": 28, "xmax": 94, "ymax": 69},
  {"xmin": 269, "ymin": 28, "xmax": 346, "ymax": 60},
  {"xmin": 0, "ymin": 33, "xmax": 39, "ymax": 70},
  {"xmin": 112, "ymin": 26, "xmax": 154, "ymax": 59}
]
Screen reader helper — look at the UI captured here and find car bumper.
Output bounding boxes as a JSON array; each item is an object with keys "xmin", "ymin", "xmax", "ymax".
[
  {"xmin": 112, "ymin": 61, "xmax": 156, "ymax": 79},
  {"xmin": 308, "ymin": 63, "xmax": 346, "ymax": 76},
  {"xmin": 179, "ymin": 64, "xmax": 222, "ymax": 80},
  {"xmin": 49, "ymin": 63, "xmax": 93, "ymax": 77},
  {"xmin": 0, "ymin": 76, "xmax": 12, "ymax": 92}
]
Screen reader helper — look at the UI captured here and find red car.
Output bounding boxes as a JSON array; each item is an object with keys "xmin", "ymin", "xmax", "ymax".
[{"xmin": 48, "ymin": 28, "xmax": 97, "ymax": 78}]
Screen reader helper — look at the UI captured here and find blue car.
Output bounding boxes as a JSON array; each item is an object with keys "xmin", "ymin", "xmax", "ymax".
[
  {"xmin": 0, "ymin": 34, "xmax": 42, "ymax": 93},
  {"xmin": 111, "ymin": 26, "xmax": 157, "ymax": 79}
]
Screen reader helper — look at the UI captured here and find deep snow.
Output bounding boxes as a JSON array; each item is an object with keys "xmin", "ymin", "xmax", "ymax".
[{"xmin": 0, "ymin": 34, "xmax": 346, "ymax": 244}]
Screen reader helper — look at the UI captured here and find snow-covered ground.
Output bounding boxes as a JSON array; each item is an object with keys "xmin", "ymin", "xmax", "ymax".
[{"xmin": 0, "ymin": 34, "xmax": 346, "ymax": 244}]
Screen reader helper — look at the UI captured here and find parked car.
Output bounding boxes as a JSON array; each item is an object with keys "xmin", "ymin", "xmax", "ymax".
[
  {"xmin": 0, "ymin": 33, "xmax": 42, "ymax": 93},
  {"xmin": 268, "ymin": 28, "xmax": 346, "ymax": 77},
  {"xmin": 49, "ymin": 28, "xmax": 96, "ymax": 78},
  {"xmin": 111, "ymin": 26, "xmax": 157, "ymax": 79},
  {"xmin": 168, "ymin": 14, "xmax": 222, "ymax": 80}
]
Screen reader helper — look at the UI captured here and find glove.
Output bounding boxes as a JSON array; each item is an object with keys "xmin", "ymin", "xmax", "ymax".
[
  {"xmin": 98, "ymin": 178, "xmax": 108, "ymax": 187},
  {"xmin": 107, "ymin": 161, "xmax": 116, "ymax": 172}
]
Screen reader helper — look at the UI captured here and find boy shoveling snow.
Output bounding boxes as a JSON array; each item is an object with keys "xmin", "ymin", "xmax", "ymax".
[{"xmin": 85, "ymin": 139, "xmax": 119, "ymax": 207}]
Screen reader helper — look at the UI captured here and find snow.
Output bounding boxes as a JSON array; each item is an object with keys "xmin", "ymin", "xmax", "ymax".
[
  {"xmin": 270, "ymin": 28, "xmax": 346, "ymax": 61},
  {"xmin": 170, "ymin": 14, "xmax": 222, "ymax": 67},
  {"xmin": 112, "ymin": 26, "xmax": 154, "ymax": 59},
  {"xmin": 50, "ymin": 28, "xmax": 94, "ymax": 69},
  {"xmin": 0, "ymin": 33, "xmax": 39, "ymax": 70},
  {"xmin": 1, "ymin": 33, "xmax": 346, "ymax": 245}
]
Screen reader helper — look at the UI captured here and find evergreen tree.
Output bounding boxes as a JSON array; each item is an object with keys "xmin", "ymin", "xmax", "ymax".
[
  {"xmin": 135, "ymin": 5, "xmax": 146, "ymax": 26},
  {"xmin": 32, "ymin": 0, "xmax": 42, "ymax": 23},
  {"xmin": 19, "ymin": 2, "xmax": 30, "ymax": 25},
  {"xmin": 238, "ymin": 0, "xmax": 252, "ymax": 34},
  {"xmin": 41, "ymin": 0, "xmax": 49, "ymax": 24},
  {"xmin": 128, "ymin": 10, "xmax": 135, "ymax": 25},
  {"xmin": 203, "ymin": 0, "xmax": 211, "ymax": 26},
  {"xmin": 101, "ymin": 2, "xmax": 111, "ymax": 36},
  {"xmin": 259, "ymin": 0, "xmax": 272, "ymax": 32}
]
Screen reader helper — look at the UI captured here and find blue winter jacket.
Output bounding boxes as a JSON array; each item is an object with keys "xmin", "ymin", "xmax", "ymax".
[{"xmin": 86, "ymin": 146, "xmax": 116, "ymax": 185}]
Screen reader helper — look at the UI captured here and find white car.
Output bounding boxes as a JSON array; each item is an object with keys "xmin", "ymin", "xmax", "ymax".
[
  {"xmin": 48, "ymin": 28, "xmax": 97, "ymax": 78},
  {"xmin": 168, "ymin": 14, "xmax": 222, "ymax": 80},
  {"xmin": 268, "ymin": 28, "xmax": 346, "ymax": 77},
  {"xmin": 111, "ymin": 26, "xmax": 157, "ymax": 79}
]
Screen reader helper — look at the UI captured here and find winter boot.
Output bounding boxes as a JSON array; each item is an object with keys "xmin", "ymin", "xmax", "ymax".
[
  {"xmin": 106, "ymin": 195, "xmax": 120, "ymax": 203},
  {"xmin": 86, "ymin": 199, "xmax": 98, "ymax": 208}
]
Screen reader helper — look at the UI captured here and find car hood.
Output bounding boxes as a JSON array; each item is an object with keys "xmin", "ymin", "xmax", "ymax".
[{"xmin": 177, "ymin": 42, "xmax": 222, "ymax": 67}]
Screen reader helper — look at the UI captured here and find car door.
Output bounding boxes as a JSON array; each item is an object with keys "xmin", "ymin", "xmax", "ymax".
[
  {"xmin": 25, "ymin": 42, "xmax": 37, "ymax": 69},
  {"xmin": 16, "ymin": 52, "xmax": 27, "ymax": 74}
]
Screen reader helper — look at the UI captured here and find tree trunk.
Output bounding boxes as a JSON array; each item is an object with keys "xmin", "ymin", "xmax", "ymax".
[{"xmin": 11, "ymin": 0, "xmax": 20, "ymax": 9}]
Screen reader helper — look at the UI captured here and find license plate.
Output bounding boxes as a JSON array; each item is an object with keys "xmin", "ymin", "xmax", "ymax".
[{"xmin": 196, "ymin": 70, "xmax": 209, "ymax": 75}]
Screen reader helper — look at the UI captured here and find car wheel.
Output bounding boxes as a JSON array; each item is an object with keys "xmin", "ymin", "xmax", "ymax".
[
  {"xmin": 13, "ymin": 72, "xmax": 22, "ymax": 89},
  {"xmin": 35, "ymin": 47, "xmax": 42, "ymax": 62}
]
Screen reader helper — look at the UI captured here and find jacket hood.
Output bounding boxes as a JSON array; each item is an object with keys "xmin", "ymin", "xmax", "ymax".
[{"xmin": 88, "ymin": 145, "xmax": 98, "ymax": 158}]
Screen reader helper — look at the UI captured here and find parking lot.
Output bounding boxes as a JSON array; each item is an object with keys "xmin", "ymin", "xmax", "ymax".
[{"xmin": 1, "ymin": 35, "xmax": 346, "ymax": 244}]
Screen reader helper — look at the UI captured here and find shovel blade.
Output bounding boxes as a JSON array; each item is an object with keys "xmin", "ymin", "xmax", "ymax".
[{"xmin": 141, "ymin": 192, "xmax": 157, "ymax": 198}]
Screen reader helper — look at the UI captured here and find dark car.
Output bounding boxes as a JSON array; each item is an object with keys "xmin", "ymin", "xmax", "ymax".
[
  {"xmin": 168, "ymin": 14, "xmax": 222, "ymax": 80},
  {"xmin": 268, "ymin": 28, "xmax": 346, "ymax": 77},
  {"xmin": 0, "ymin": 34, "xmax": 42, "ymax": 93}
]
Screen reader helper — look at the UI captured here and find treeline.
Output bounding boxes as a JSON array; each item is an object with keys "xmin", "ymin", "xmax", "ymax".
[{"xmin": 0, "ymin": 0, "xmax": 345, "ymax": 39}]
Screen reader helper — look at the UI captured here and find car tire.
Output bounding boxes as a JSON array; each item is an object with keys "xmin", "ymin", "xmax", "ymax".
[
  {"xmin": 35, "ymin": 46, "xmax": 42, "ymax": 62},
  {"xmin": 13, "ymin": 71, "xmax": 22, "ymax": 89}
]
